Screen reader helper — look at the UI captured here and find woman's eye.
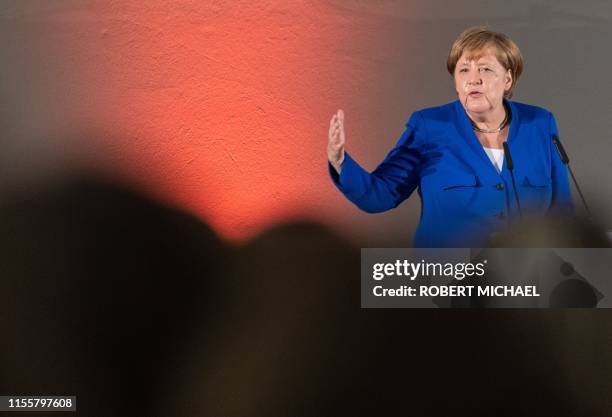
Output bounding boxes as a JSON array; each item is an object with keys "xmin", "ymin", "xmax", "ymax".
[{"xmin": 459, "ymin": 68, "xmax": 468, "ymax": 73}]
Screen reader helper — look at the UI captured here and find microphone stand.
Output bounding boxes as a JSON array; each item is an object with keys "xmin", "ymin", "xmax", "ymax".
[
  {"xmin": 552, "ymin": 134, "xmax": 591, "ymax": 218},
  {"xmin": 503, "ymin": 142, "xmax": 522, "ymax": 218}
]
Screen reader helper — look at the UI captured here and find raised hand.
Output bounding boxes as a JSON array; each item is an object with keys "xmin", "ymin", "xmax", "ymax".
[{"xmin": 328, "ymin": 109, "xmax": 346, "ymax": 172}]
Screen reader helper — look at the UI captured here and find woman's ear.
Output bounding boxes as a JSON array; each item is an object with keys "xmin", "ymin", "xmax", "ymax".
[{"xmin": 504, "ymin": 69, "xmax": 513, "ymax": 93}]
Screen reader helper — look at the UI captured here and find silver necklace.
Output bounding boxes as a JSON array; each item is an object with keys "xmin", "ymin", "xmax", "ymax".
[{"xmin": 471, "ymin": 111, "xmax": 509, "ymax": 134}]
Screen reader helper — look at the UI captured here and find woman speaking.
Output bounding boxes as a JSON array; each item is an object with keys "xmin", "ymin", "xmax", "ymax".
[{"xmin": 327, "ymin": 26, "xmax": 574, "ymax": 248}]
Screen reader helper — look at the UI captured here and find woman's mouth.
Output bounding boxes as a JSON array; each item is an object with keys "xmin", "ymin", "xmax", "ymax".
[{"xmin": 469, "ymin": 92, "xmax": 483, "ymax": 98}]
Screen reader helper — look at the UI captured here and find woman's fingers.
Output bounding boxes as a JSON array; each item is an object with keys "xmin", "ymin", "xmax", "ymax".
[
  {"xmin": 327, "ymin": 110, "xmax": 346, "ymax": 166},
  {"xmin": 332, "ymin": 126, "xmax": 342, "ymax": 143},
  {"xmin": 329, "ymin": 128, "xmax": 341, "ymax": 146},
  {"xmin": 328, "ymin": 110, "xmax": 345, "ymax": 167},
  {"xmin": 329, "ymin": 114, "xmax": 338, "ymax": 134},
  {"xmin": 336, "ymin": 110, "xmax": 345, "ymax": 146},
  {"xmin": 329, "ymin": 114, "xmax": 342, "ymax": 143},
  {"xmin": 330, "ymin": 113, "xmax": 337, "ymax": 126}
]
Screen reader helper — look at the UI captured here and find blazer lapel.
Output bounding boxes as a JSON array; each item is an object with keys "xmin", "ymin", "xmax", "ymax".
[{"xmin": 453, "ymin": 99, "xmax": 519, "ymax": 184}]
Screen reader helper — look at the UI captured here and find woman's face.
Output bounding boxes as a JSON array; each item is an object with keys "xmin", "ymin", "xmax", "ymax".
[{"xmin": 454, "ymin": 48, "xmax": 513, "ymax": 116}]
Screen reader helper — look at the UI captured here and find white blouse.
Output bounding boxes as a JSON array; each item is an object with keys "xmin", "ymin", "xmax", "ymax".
[{"xmin": 483, "ymin": 146, "xmax": 504, "ymax": 173}]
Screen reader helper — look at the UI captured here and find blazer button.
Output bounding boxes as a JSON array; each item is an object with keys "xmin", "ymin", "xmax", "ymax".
[
  {"xmin": 497, "ymin": 211, "xmax": 506, "ymax": 220},
  {"xmin": 495, "ymin": 182, "xmax": 505, "ymax": 191}
]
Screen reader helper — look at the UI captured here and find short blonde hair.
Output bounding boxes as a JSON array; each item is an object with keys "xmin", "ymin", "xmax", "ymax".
[{"xmin": 447, "ymin": 26, "xmax": 524, "ymax": 98}]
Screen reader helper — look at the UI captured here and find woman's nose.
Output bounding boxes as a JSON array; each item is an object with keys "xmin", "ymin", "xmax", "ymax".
[{"xmin": 467, "ymin": 75, "xmax": 482, "ymax": 85}]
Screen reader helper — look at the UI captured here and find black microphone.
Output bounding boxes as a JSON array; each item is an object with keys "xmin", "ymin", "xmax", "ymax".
[
  {"xmin": 551, "ymin": 134, "xmax": 569, "ymax": 164},
  {"xmin": 551, "ymin": 134, "xmax": 591, "ymax": 217},
  {"xmin": 503, "ymin": 142, "xmax": 523, "ymax": 218}
]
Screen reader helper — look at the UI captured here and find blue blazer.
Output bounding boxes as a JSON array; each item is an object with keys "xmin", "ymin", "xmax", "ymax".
[{"xmin": 328, "ymin": 99, "xmax": 574, "ymax": 247}]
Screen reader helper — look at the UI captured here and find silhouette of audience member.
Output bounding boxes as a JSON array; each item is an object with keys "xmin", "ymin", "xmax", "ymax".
[
  {"xmin": 1, "ymin": 175, "xmax": 608, "ymax": 417},
  {"xmin": 0, "ymin": 173, "xmax": 228, "ymax": 416}
]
